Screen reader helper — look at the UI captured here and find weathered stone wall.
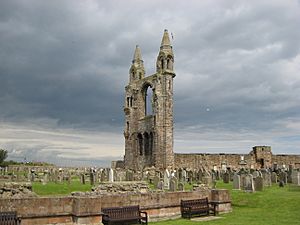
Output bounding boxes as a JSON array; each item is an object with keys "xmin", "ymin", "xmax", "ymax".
[
  {"xmin": 0, "ymin": 189, "xmax": 231, "ymax": 225},
  {"xmin": 272, "ymin": 154, "xmax": 300, "ymax": 169},
  {"xmin": 175, "ymin": 149, "xmax": 300, "ymax": 170},
  {"xmin": 175, "ymin": 153, "xmax": 244, "ymax": 170}
]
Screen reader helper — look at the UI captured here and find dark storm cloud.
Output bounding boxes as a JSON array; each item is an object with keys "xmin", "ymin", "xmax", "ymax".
[{"xmin": 0, "ymin": 0, "xmax": 299, "ymax": 165}]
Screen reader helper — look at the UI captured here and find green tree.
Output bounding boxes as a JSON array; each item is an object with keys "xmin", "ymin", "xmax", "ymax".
[{"xmin": 0, "ymin": 149, "xmax": 8, "ymax": 164}]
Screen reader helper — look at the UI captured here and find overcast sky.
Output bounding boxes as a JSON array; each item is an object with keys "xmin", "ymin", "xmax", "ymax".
[{"xmin": 0, "ymin": 0, "xmax": 299, "ymax": 167}]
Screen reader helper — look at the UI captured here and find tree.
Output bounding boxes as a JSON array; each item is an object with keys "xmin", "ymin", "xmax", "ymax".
[{"xmin": 0, "ymin": 149, "xmax": 8, "ymax": 164}]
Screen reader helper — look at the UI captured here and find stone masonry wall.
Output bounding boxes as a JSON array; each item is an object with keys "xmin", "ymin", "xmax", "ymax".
[
  {"xmin": 175, "ymin": 151, "xmax": 300, "ymax": 170},
  {"xmin": 0, "ymin": 189, "xmax": 231, "ymax": 225}
]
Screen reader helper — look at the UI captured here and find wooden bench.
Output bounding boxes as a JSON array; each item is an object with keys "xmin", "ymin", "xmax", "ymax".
[
  {"xmin": 181, "ymin": 198, "xmax": 216, "ymax": 219},
  {"xmin": 0, "ymin": 211, "xmax": 21, "ymax": 225},
  {"xmin": 101, "ymin": 205, "xmax": 148, "ymax": 225}
]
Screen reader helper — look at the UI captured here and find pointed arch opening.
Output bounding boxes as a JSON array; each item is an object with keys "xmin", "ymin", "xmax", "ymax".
[
  {"xmin": 143, "ymin": 83, "xmax": 154, "ymax": 116},
  {"xmin": 137, "ymin": 133, "xmax": 143, "ymax": 156}
]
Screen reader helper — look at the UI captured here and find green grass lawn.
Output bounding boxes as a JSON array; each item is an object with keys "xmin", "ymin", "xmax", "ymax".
[
  {"xmin": 32, "ymin": 180, "xmax": 92, "ymax": 196},
  {"xmin": 31, "ymin": 180, "xmax": 300, "ymax": 225},
  {"xmin": 150, "ymin": 182, "xmax": 300, "ymax": 225}
]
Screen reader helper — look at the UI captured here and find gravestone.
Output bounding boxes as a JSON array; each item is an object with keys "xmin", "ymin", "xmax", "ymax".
[
  {"xmin": 178, "ymin": 182, "xmax": 184, "ymax": 191},
  {"xmin": 171, "ymin": 177, "xmax": 178, "ymax": 190},
  {"xmin": 254, "ymin": 176, "xmax": 263, "ymax": 191},
  {"xmin": 80, "ymin": 174, "xmax": 85, "ymax": 185},
  {"xmin": 252, "ymin": 171, "xmax": 260, "ymax": 179},
  {"xmin": 223, "ymin": 172, "xmax": 230, "ymax": 183},
  {"xmin": 244, "ymin": 174, "xmax": 254, "ymax": 192},
  {"xmin": 178, "ymin": 168, "xmax": 183, "ymax": 182},
  {"xmin": 263, "ymin": 172, "xmax": 272, "ymax": 187},
  {"xmin": 109, "ymin": 168, "xmax": 114, "ymax": 182},
  {"xmin": 153, "ymin": 176, "xmax": 160, "ymax": 188},
  {"xmin": 279, "ymin": 171, "xmax": 288, "ymax": 184},
  {"xmin": 169, "ymin": 180, "xmax": 176, "ymax": 192},
  {"xmin": 271, "ymin": 172, "xmax": 277, "ymax": 183},
  {"xmin": 182, "ymin": 170, "xmax": 187, "ymax": 183},
  {"xmin": 164, "ymin": 169, "xmax": 170, "ymax": 189},
  {"xmin": 233, "ymin": 174, "xmax": 241, "ymax": 190},
  {"xmin": 157, "ymin": 180, "xmax": 164, "ymax": 190},
  {"xmin": 291, "ymin": 171, "xmax": 300, "ymax": 186}
]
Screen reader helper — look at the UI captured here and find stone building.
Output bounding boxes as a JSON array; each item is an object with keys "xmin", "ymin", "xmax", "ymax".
[
  {"xmin": 122, "ymin": 31, "xmax": 300, "ymax": 171},
  {"xmin": 124, "ymin": 30, "xmax": 175, "ymax": 170}
]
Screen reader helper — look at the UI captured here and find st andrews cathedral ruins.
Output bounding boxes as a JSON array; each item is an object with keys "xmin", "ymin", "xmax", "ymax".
[{"xmin": 122, "ymin": 30, "xmax": 300, "ymax": 171}]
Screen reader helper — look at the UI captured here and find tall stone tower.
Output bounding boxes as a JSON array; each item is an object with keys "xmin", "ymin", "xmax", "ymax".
[{"xmin": 124, "ymin": 30, "xmax": 175, "ymax": 170}]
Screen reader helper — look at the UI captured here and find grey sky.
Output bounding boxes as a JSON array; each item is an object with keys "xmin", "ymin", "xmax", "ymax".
[{"xmin": 0, "ymin": 0, "xmax": 299, "ymax": 166}]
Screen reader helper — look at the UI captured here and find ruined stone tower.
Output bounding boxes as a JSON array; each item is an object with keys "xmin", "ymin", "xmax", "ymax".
[{"xmin": 124, "ymin": 30, "xmax": 175, "ymax": 170}]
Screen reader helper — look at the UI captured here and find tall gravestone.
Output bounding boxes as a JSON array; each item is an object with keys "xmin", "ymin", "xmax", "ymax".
[
  {"xmin": 164, "ymin": 169, "xmax": 170, "ymax": 189},
  {"xmin": 271, "ymin": 172, "xmax": 277, "ymax": 183},
  {"xmin": 254, "ymin": 177, "xmax": 263, "ymax": 191},
  {"xmin": 109, "ymin": 168, "xmax": 114, "ymax": 182},
  {"xmin": 223, "ymin": 172, "xmax": 230, "ymax": 183},
  {"xmin": 244, "ymin": 174, "xmax": 254, "ymax": 192},
  {"xmin": 233, "ymin": 174, "xmax": 241, "ymax": 190}
]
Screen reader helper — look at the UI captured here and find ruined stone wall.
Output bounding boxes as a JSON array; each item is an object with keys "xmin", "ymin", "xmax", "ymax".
[
  {"xmin": 272, "ymin": 154, "xmax": 300, "ymax": 169},
  {"xmin": 0, "ymin": 189, "xmax": 231, "ymax": 225},
  {"xmin": 175, "ymin": 151, "xmax": 300, "ymax": 170},
  {"xmin": 175, "ymin": 153, "xmax": 244, "ymax": 170}
]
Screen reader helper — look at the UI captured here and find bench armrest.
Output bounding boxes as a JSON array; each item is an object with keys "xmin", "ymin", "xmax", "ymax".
[
  {"xmin": 140, "ymin": 211, "xmax": 148, "ymax": 217},
  {"xmin": 100, "ymin": 212, "xmax": 109, "ymax": 217}
]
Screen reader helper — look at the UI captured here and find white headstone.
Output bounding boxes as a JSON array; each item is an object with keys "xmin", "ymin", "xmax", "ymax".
[{"xmin": 109, "ymin": 168, "xmax": 114, "ymax": 182}]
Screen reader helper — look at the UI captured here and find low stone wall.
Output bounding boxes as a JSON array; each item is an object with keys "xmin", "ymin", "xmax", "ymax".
[{"xmin": 0, "ymin": 189, "xmax": 231, "ymax": 225}]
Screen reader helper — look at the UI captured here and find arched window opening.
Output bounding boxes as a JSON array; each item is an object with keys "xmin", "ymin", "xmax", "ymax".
[
  {"xmin": 144, "ymin": 132, "xmax": 150, "ymax": 156},
  {"xmin": 161, "ymin": 59, "xmax": 164, "ymax": 70},
  {"xmin": 149, "ymin": 132, "xmax": 154, "ymax": 156},
  {"xmin": 167, "ymin": 59, "xmax": 170, "ymax": 69},
  {"xmin": 130, "ymin": 97, "xmax": 133, "ymax": 107},
  {"xmin": 138, "ymin": 133, "xmax": 143, "ymax": 156},
  {"xmin": 126, "ymin": 121, "xmax": 129, "ymax": 133},
  {"xmin": 145, "ymin": 86, "xmax": 153, "ymax": 116}
]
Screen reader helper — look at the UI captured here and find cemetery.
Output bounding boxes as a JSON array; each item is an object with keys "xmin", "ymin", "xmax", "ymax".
[{"xmin": 0, "ymin": 164, "xmax": 299, "ymax": 224}]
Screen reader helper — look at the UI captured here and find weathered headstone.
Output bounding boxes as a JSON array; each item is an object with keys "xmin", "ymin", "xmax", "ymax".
[
  {"xmin": 169, "ymin": 180, "xmax": 176, "ymax": 192},
  {"xmin": 233, "ymin": 174, "xmax": 241, "ymax": 190},
  {"xmin": 182, "ymin": 170, "xmax": 187, "ymax": 183},
  {"xmin": 279, "ymin": 171, "xmax": 288, "ymax": 184},
  {"xmin": 244, "ymin": 174, "xmax": 254, "ymax": 192},
  {"xmin": 223, "ymin": 172, "xmax": 230, "ymax": 183},
  {"xmin": 178, "ymin": 182, "xmax": 184, "ymax": 191},
  {"xmin": 164, "ymin": 169, "xmax": 170, "ymax": 189},
  {"xmin": 252, "ymin": 171, "xmax": 260, "ymax": 179},
  {"xmin": 80, "ymin": 174, "xmax": 85, "ymax": 185},
  {"xmin": 271, "ymin": 172, "xmax": 277, "ymax": 183},
  {"xmin": 153, "ymin": 176, "xmax": 160, "ymax": 188},
  {"xmin": 291, "ymin": 171, "xmax": 300, "ymax": 186},
  {"xmin": 254, "ymin": 176, "xmax": 263, "ymax": 191},
  {"xmin": 109, "ymin": 168, "xmax": 114, "ymax": 182},
  {"xmin": 157, "ymin": 180, "xmax": 164, "ymax": 190}
]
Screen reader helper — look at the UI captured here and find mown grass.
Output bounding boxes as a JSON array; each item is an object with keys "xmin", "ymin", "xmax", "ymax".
[
  {"xmin": 150, "ymin": 182, "xmax": 300, "ymax": 225},
  {"xmin": 32, "ymin": 180, "xmax": 92, "ymax": 196},
  {"xmin": 31, "ymin": 179, "xmax": 300, "ymax": 224}
]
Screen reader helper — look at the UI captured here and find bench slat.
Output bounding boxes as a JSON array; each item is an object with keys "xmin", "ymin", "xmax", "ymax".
[
  {"xmin": 101, "ymin": 205, "xmax": 147, "ymax": 225},
  {"xmin": 181, "ymin": 197, "xmax": 215, "ymax": 219}
]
